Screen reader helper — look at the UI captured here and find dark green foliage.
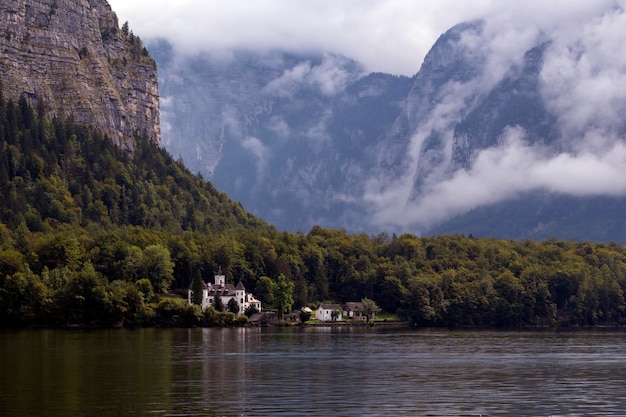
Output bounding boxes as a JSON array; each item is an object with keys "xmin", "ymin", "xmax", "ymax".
[
  {"xmin": 244, "ymin": 304, "xmax": 259, "ymax": 317},
  {"xmin": 2, "ymin": 94, "xmax": 626, "ymax": 328},
  {"xmin": 190, "ymin": 271, "xmax": 204, "ymax": 306},
  {"xmin": 0, "ymin": 94, "xmax": 269, "ymax": 235},
  {"xmin": 299, "ymin": 309, "xmax": 312, "ymax": 324},
  {"xmin": 227, "ymin": 297, "xmax": 239, "ymax": 314},
  {"xmin": 212, "ymin": 294, "xmax": 224, "ymax": 312},
  {"xmin": 154, "ymin": 297, "xmax": 201, "ymax": 327}
]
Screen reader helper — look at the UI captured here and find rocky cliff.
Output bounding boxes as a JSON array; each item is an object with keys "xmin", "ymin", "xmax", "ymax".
[{"xmin": 0, "ymin": 0, "xmax": 160, "ymax": 149}]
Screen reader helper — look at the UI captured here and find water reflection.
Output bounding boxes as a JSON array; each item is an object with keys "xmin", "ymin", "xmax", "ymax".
[
  {"xmin": 0, "ymin": 329, "xmax": 177, "ymax": 416},
  {"xmin": 1, "ymin": 328, "xmax": 626, "ymax": 416}
]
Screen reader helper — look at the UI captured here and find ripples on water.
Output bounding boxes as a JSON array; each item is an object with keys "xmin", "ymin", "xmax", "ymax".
[{"xmin": 1, "ymin": 327, "xmax": 626, "ymax": 416}]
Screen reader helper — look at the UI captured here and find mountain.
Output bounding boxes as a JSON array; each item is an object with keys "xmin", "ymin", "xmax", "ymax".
[
  {"xmin": 381, "ymin": 16, "xmax": 626, "ymax": 242},
  {"xmin": 152, "ymin": 43, "xmax": 413, "ymax": 231},
  {"xmin": 153, "ymin": 6, "xmax": 626, "ymax": 243},
  {"xmin": 0, "ymin": 0, "xmax": 160, "ymax": 149}
]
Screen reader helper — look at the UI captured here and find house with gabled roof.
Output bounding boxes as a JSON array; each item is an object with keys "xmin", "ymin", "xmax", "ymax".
[
  {"xmin": 187, "ymin": 267, "xmax": 262, "ymax": 316},
  {"xmin": 343, "ymin": 302, "xmax": 373, "ymax": 322},
  {"xmin": 316, "ymin": 303, "xmax": 344, "ymax": 322}
]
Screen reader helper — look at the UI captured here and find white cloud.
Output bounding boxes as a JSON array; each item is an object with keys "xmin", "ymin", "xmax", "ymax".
[
  {"xmin": 304, "ymin": 110, "xmax": 333, "ymax": 153},
  {"xmin": 261, "ymin": 54, "xmax": 362, "ymax": 97},
  {"xmin": 108, "ymin": 0, "xmax": 498, "ymax": 75},
  {"xmin": 241, "ymin": 136, "xmax": 270, "ymax": 180},
  {"xmin": 266, "ymin": 116, "xmax": 290, "ymax": 139},
  {"xmin": 262, "ymin": 62, "xmax": 312, "ymax": 98},
  {"xmin": 308, "ymin": 54, "xmax": 362, "ymax": 95},
  {"xmin": 540, "ymin": 5, "xmax": 626, "ymax": 141},
  {"xmin": 368, "ymin": 126, "xmax": 626, "ymax": 231},
  {"xmin": 109, "ymin": 1, "xmax": 622, "ymax": 75}
]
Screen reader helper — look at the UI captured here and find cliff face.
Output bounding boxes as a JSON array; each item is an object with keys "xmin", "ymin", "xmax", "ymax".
[{"xmin": 0, "ymin": 0, "xmax": 160, "ymax": 149}]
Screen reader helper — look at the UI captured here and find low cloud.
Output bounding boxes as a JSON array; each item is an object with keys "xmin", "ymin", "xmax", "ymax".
[
  {"xmin": 365, "ymin": 2, "xmax": 626, "ymax": 232},
  {"xmin": 262, "ymin": 62, "xmax": 311, "ymax": 98},
  {"xmin": 262, "ymin": 54, "xmax": 362, "ymax": 98},
  {"xmin": 242, "ymin": 136, "xmax": 270, "ymax": 180},
  {"xmin": 540, "ymin": 5, "xmax": 626, "ymax": 143},
  {"xmin": 266, "ymin": 116, "xmax": 291, "ymax": 139},
  {"xmin": 367, "ymin": 127, "xmax": 626, "ymax": 230},
  {"xmin": 108, "ymin": 0, "xmax": 497, "ymax": 75}
]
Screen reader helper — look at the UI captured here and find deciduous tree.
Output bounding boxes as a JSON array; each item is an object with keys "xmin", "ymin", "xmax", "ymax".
[{"xmin": 273, "ymin": 273, "xmax": 294, "ymax": 319}]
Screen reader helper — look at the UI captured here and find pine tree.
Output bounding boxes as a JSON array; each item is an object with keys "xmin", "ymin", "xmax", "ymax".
[
  {"xmin": 190, "ymin": 272, "xmax": 204, "ymax": 306},
  {"xmin": 213, "ymin": 294, "xmax": 224, "ymax": 312}
]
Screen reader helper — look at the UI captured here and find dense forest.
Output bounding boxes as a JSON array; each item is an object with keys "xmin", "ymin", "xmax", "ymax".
[{"xmin": 1, "ymin": 88, "xmax": 626, "ymax": 328}]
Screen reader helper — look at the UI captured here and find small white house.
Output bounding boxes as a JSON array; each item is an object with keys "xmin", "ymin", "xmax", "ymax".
[
  {"xmin": 316, "ymin": 304, "xmax": 343, "ymax": 322},
  {"xmin": 188, "ymin": 267, "xmax": 262, "ymax": 316}
]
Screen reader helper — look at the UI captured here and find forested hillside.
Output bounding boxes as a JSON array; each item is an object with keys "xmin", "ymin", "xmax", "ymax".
[{"xmin": 1, "ymin": 90, "xmax": 626, "ymax": 328}]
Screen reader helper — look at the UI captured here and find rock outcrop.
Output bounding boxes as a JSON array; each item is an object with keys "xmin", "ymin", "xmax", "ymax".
[{"xmin": 0, "ymin": 0, "xmax": 160, "ymax": 149}]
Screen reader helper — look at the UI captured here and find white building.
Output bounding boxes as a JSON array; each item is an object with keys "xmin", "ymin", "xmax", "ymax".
[
  {"xmin": 316, "ymin": 304, "xmax": 343, "ymax": 322},
  {"xmin": 188, "ymin": 267, "xmax": 262, "ymax": 316}
]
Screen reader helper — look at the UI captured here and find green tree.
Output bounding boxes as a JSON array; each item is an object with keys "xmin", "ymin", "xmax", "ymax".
[
  {"xmin": 56, "ymin": 262, "xmax": 112, "ymax": 326},
  {"xmin": 139, "ymin": 244, "xmax": 174, "ymax": 293},
  {"xmin": 135, "ymin": 278, "xmax": 155, "ymax": 302},
  {"xmin": 244, "ymin": 304, "xmax": 259, "ymax": 317},
  {"xmin": 0, "ymin": 268, "xmax": 51, "ymax": 325},
  {"xmin": 273, "ymin": 273, "xmax": 294, "ymax": 319},
  {"xmin": 360, "ymin": 297, "xmax": 380, "ymax": 324},
  {"xmin": 299, "ymin": 309, "xmax": 312, "ymax": 324},
  {"xmin": 190, "ymin": 271, "xmax": 204, "ymax": 306},
  {"xmin": 213, "ymin": 294, "xmax": 224, "ymax": 312},
  {"xmin": 155, "ymin": 297, "xmax": 201, "ymax": 327},
  {"xmin": 378, "ymin": 275, "xmax": 407, "ymax": 313},
  {"xmin": 227, "ymin": 297, "xmax": 239, "ymax": 314},
  {"xmin": 255, "ymin": 276, "xmax": 275, "ymax": 306}
]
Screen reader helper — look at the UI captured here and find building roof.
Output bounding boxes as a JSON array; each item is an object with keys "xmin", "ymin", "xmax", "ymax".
[
  {"xmin": 188, "ymin": 277, "xmax": 209, "ymax": 289},
  {"xmin": 208, "ymin": 283, "xmax": 237, "ymax": 296},
  {"xmin": 344, "ymin": 302, "xmax": 362, "ymax": 311},
  {"xmin": 246, "ymin": 293, "xmax": 261, "ymax": 303},
  {"xmin": 236, "ymin": 281, "xmax": 246, "ymax": 291},
  {"xmin": 318, "ymin": 304, "xmax": 343, "ymax": 310}
]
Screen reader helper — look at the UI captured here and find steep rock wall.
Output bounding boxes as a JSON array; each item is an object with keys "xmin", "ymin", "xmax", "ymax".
[{"xmin": 0, "ymin": 0, "xmax": 160, "ymax": 149}]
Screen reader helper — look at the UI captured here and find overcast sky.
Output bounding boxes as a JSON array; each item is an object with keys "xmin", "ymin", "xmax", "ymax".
[{"xmin": 104, "ymin": 0, "xmax": 518, "ymax": 75}]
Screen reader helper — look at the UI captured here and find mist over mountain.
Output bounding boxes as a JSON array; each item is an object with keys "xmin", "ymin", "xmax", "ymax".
[
  {"xmin": 153, "ymin": 43, "xmax": 412, "ymax": 231},
  {"xmin": 368, "ymin": 8, "xmax": 626, "ymax": 240},
  {"xmin": 153, "ymin": 3, "xmax": 626, "ymax": 242}
]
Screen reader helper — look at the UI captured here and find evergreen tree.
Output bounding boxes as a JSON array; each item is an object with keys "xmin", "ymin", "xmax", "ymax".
[
  {"xmin": 213, "ymin": 294, "xmax": 224, "ymax": 312},
  {"xmin": 190, "ymin": 271, "xmax": 204, "ymax": 306},
  {"xmin": 227, "ymin": 298, "xmax": 239, "ymax": 315}
]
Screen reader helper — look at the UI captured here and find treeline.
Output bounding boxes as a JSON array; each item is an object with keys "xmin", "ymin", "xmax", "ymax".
[{"xmin": 1, "ymin": 91, "xmax": 626, "ymax": 327}]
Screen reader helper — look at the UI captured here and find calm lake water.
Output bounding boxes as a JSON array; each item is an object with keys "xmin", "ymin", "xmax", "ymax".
[{"xmin": 1, "ymin": 326, "xmax": 626, "ymax": 416}]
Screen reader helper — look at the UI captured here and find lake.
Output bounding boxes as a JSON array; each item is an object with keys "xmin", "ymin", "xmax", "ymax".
[{"xmin": 1, "ymin": 326, "xmax": 625, "ymax": 416}]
